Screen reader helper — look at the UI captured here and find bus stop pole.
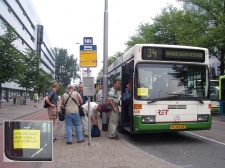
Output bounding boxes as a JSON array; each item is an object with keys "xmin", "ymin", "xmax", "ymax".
[
  {"xmin": 102, "ymin": 0, "xmax": 108, "ymax": 131},
  {"xmin": 87, "ymin": 67, "xmax": 92, "ymax": 146}
]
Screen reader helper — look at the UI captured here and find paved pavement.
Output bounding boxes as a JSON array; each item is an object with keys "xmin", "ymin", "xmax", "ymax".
[{"xmin": 1, "ymin": 100, "xmax": 208, "ymax": 168}]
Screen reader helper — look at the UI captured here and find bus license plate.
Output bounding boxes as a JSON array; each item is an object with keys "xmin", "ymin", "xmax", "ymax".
[{"xmin": 170, "ymin": 125, "xmax": 186, "ymax": 129}]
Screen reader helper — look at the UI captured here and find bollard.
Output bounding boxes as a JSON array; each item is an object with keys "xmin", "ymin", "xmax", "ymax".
[{"xmin": 13, "ymin": 98, "xmax": 16, "ymax": 105}]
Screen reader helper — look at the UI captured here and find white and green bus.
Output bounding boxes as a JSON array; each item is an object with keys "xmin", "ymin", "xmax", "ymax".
[{"xmin": 102, "ymin": 44, "xmax": 212, "ymax": 134}]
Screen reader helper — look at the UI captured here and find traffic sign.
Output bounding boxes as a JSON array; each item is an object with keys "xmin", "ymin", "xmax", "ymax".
[
  {"xmin": 83, "ymin": 37, "xmax": 93, "ymax": 44},
  {"xmin": 80, "ymin": 45, "xmax": 97, "ymax": 67}
]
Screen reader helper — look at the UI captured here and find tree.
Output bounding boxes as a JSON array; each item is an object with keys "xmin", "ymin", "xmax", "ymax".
[
  {"xmin": 33, "ymin": 71, "xmax": 54, "ymax": 96},
  {"xmin": 55, "ymin": 48, "xmax": 80, "ymax": 87},
  {"xmin": 14, "ymin": 49, "xmax": 40, "ymax": 104},
  {"xmin": 125, "ymin": 5, "xmax": 209, "ymax": 48},
  {"xmin": 0, "ymin": 23, "xmax": 23, "ymax": 108},
  {"xmin": 178, "ymin": 0, "xmax": 225, "ymax": 75},
  {"xmin": 127, "ymin": 1, "xmax": 225, "ymax": 76},
  {"xmin": 125, "ymin": 6, "xmax": 183, "ymax": 48},
  {"xmin": 97, "ymin": 51, "xmax": 124, "ymax": 79}
]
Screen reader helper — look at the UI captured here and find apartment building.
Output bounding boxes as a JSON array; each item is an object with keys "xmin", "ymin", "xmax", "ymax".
[{"xmin": 0, "ymin": 0, "xmax": 55, "ymax": 101}]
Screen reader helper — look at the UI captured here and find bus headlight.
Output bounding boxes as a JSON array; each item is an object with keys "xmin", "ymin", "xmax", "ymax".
[
  {"xmin": 197, "ymin": 115, "xmax": 209, "ymax": 122},
  {"xmin": 141, "ymin": 116, "xmax": 155, "ymax": 124}
]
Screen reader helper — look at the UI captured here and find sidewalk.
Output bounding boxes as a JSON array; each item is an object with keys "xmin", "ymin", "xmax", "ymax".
[
  {"xmin": 0, "ymin": 99, "xmax": 44, "ymax": 125},
  {"xmin": 40, "ymin": 119, "xmax": 181, "ymax": 168},
  {"xmin": 0, "ymin": 101, "xmax": 182, "ymax": 168}
]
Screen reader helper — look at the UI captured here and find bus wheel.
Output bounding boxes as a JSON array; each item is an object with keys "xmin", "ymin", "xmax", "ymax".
[{"xmin": 117, "ymin": 124, "xmax": 125, "ymax": 134}]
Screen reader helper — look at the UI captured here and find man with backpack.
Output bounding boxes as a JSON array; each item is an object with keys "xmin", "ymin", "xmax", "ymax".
[{"xmin": 44, "ymin": 82, "xmax": 60, "ymax": 142}]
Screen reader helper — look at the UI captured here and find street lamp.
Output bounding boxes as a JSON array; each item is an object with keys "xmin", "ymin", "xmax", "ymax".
[{"xmin": 76, "ymin": 42, "xmax": 82, "ymax": 83}]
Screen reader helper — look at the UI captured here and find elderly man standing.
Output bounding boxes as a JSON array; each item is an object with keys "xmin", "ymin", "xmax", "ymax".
[
  {"xmin": 107, "ymin": 80, "xmax": 121, "ymax": 140},
  {"xmin": 61, "ymin": 84, "xmax": 84, "ymax": 144}
]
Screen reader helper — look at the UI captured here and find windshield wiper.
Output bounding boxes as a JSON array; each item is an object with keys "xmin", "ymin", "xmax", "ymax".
[{"xmin": 166, "ymin": 93, "xmax": 204, "ymax": 104}]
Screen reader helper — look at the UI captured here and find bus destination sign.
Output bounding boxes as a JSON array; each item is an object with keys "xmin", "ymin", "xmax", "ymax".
[{"xmin": 142, "ymin": 47, "xmax": 205, "ymax": 62}]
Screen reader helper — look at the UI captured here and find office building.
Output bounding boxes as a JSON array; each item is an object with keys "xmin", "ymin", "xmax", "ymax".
[{"xmin": 0, "ymin": 0, "xmax": 55, "ymax": 101}]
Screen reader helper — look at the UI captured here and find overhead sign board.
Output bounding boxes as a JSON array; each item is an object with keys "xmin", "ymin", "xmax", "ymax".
[
  {"xmin": 83, "ymin": 37, "xmax": 93, "ymax": 44},
  {"xmin": 80, "ymin": 45, "xmax": 97, "ymax": 67}
]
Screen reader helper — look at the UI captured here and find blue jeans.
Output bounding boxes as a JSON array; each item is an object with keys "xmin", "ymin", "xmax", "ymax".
[{"xmin": 65, "ymin": 113, "xmax": 83, "ymax": 142}]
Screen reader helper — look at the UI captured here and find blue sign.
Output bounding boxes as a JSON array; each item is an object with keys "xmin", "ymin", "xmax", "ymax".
[
  {"xmin": 80, "ymin": 45, "xmax": 97, "ymax": 50},
  {"xmin": 83, "ymin": 37, "xmax": 93, "ymax": 44}
]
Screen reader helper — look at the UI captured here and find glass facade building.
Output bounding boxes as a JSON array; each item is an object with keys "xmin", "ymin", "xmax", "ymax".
[{"xmin": 0, "ymin": 0, "xmax": 55, "ymax": 101}]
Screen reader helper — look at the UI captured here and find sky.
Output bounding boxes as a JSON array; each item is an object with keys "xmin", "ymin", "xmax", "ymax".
[{"xmin": 31, "ymin": 0, "xmax": 181, "ymax": 78}]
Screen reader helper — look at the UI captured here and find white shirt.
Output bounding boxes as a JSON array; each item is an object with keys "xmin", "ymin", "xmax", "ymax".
[
  {"xmin": 82, "ymin": 102, "xmax": 98, "ymax": 114},
  {"xmin": 98, "ymin": 89, "xmax": 102, "ymax": 101}
]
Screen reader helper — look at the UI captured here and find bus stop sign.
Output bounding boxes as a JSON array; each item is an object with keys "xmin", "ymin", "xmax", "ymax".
[{"xmin": 80, "ymin": 45, "xmax": 97, "ymax": 67}]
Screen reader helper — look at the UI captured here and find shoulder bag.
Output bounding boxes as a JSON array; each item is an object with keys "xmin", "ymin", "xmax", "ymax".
[{"xmin": 97, "ymin": 102, "xmax": 113, "ymax": 113}]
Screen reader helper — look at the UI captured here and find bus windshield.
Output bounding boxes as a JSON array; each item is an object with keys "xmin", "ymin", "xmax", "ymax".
[{"xmin": 135, "ymin": 63, "xmax": 209, "ymax": 100}]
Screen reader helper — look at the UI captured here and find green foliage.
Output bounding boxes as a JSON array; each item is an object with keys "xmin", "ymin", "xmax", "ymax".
[
  {"xmin": 54, "ymin": 48, "xmax": 79, "ymax": 87},
  {"xmin": 126, "ymin": 6, "xmax": 208, "ymax": 47},
  {"xmin": 33, "ymin": 72, "xmax": 54, "ymax": 94},
  {"xmin": 14, "ymin": 49, "xmax": 40, "ymax": 90},
  {"xmin": 179, "ymin": 0, "xmax": 225, "ymax": 75},
  {"xmin": 97, "ymin": 51, "xmax": 124, "ymax": 79},
  {"xmin": 57, "ymin": 84, "xmax": 67, "ymax": 96},
  {"xmin": 126, "ymin": 1, "xmax": 225, "ymax": 76},
  {"xmin": 0, "ymin": 22, "xmax": 23, "ymax": 83}
]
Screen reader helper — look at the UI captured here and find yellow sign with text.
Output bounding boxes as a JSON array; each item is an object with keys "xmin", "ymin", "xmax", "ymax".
[
  {"xmin": 13, "ymin": 129, "xmax": 40, "ymax": 149},
  {"xmin": 80, "ymin": 50, "xmax": 97, "ymax": 67},
  {"xmin": 137, "ymin": 88, "xmax": 149, "ymax": 96}
]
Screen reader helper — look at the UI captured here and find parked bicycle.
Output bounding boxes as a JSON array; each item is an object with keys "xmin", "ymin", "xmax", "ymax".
[{"xmin": 20, "ymin": 97, "xmax": 26, "ymax": 105}]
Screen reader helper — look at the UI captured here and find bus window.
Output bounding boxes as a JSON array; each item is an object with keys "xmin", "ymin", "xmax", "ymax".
[
  {"xmin": 210, "ymin": 80, "xmax": 219, "ymax": 100},
  {"xmin": 4, "ymin": 120, "xmax": 53, "ymax": 162}
]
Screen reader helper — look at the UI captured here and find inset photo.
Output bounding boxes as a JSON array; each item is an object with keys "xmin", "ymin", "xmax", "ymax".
[{"xmin": 3, "ymin": 120, "xmax": 53, "ymax": 162}]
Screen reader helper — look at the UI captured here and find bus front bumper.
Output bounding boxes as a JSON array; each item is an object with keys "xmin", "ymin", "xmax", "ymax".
[{"xmin": 133, "ymin": 115, "xmax": 212, "ymax": 134}]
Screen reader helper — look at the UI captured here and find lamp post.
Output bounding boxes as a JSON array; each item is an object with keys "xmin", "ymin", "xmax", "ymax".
[
  {"xmin": 76, "ymin": 42, "xmax": 82, "ymax": 83},
  {"xmin": 102, "ymin": 0, "xmax": 109, "ymax": 131}
]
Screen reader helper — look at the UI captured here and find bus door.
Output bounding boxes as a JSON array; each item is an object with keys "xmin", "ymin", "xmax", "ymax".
[
  {"xmin": 121, "ymin": 61, "xmax": 134, "ymax": 132},
  {"xmin": 219, "ymin": 76, "xmax": 225, "ymax": 115}
]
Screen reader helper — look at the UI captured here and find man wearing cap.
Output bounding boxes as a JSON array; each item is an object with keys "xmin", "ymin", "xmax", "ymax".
[{"xmin": 61, "ymin": 84, "xmax": 84, "ymax": 144}]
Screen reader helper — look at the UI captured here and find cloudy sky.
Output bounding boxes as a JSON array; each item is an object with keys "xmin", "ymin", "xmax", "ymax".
[{"xmin": 31, "ymin": 0, "xmax": 181, "ymax": 77}]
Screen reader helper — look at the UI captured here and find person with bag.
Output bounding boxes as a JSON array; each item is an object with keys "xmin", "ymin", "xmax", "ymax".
[
  {"xmin": 44, "ymin": 82, "xmax": 60, "ymax": 142},
  {"xmin": 78, "ymin": 84, "xmax": 89, "ymax": 137},
  {"xmin": 108, "ymin": 80, "xmax": 121, "ymax": 140},
  {"xmin": 61, "ymin": 84, "xmax": 84, "ymax": 144},
  {"xmin": 81, "ymin": 102, "xmax": 101, "ymax": 137}
]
